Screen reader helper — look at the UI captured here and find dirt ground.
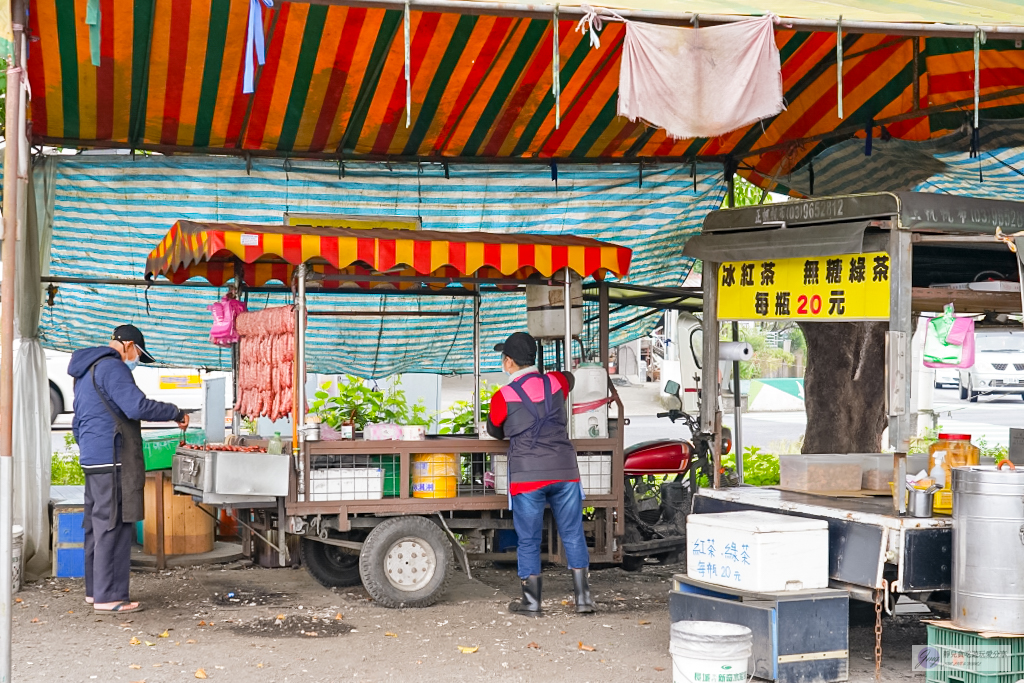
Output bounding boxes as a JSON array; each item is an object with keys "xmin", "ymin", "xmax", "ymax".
[{"xmin": 12, "ymin": 559, "xmax": 928, "ymax": 683}]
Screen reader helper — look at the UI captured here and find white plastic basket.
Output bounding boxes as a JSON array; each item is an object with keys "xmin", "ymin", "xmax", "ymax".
[
  {"xmin": 491, "ymin": 453, "xmax": 611, "ymax": 496},
  {"xmin": 309, "ymin": 468, "xmax": 384, "ymax": 501}
]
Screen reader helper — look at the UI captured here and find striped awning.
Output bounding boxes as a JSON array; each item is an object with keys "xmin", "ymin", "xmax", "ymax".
[
  {"xmin": 145, "ymin": 220, "xmax": 632, "ymax": 287},
  {"xmin": 26, "ymin": 0, "xmax": 1024, "ymax": 186}
]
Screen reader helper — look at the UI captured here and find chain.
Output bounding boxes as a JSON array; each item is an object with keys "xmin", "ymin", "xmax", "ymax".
[{"xmin": 874, "ymin": 588, "xmax": 884, "ymax": 679}]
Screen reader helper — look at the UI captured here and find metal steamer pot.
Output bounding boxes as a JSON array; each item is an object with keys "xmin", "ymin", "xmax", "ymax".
[{"xmin": 952, "ymin": 461, "xmax": 1024, "ymax": 634}]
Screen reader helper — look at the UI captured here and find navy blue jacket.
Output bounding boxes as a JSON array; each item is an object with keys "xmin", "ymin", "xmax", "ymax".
[{"xmin": 69, "ymin": 347, "xmax": 183, "ymax": 467}]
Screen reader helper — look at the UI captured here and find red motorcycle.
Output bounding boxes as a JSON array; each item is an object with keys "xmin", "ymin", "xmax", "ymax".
[{"xmin": 620, "ymin": 380, "xmax": 732, "ymax": 571}]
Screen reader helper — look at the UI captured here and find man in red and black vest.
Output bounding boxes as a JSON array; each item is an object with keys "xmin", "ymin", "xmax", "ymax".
[{"xmin": 487, "ymin": 332, "xmax": 596, "ymax": 617}]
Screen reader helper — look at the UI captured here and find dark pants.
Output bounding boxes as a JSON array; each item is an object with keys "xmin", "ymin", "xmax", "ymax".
[
  {"xmin": 84, "ymin": 470, "xmax": 133, "ymax": 603},
  {"xmin": 512, "ymin": 481, "xmax": 590, "ymax": 579}
]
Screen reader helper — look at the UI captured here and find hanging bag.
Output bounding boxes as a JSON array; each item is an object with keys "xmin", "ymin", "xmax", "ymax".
[{"xmin": 924, "ymin": 304, "xmax": 976, "ymax": 368}]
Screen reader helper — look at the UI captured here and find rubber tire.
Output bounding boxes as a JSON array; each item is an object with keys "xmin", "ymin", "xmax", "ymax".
[
  {"xmin": 958, "ymin": 382, "xmax": 968, "ymax": 400},
  {"xmin": 358, "ymin": 516, "xmax": 453, "ymax": 608},
  {"xmin": 49, "ymin": 383, "xmax": 63, "ymax": 425},
  {"xmin": 968, "ymin": 379, "xmax": 979, "ymax": 403},
  {"xmin": 621, "ymin": 555, "xmax": 646, "ymax": 572},
  {"xmin": 301, "ymin": 536, "xmax": 362, "ymax": 588}
]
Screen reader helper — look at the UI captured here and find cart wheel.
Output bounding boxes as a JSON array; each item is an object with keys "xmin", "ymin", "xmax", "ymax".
[
  {"xmin": 358, "ymin": 516, "xmax": 453, "ymax": 608},
  {"xmin": 621, "ymin": 555, "xmax": 646, "ymax": 572},
  {"xmin": 968, "ymin": 379, "xmax": 979, "ymax": 403},
  {"xmin": 301, "ymin": 536, "xmax": 363, "ymax": 588}
]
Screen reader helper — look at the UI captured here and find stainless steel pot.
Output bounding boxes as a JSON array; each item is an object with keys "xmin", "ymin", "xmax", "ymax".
[
  {"xmin": 907, "ymin": 483, "xmax": 940, "ymax": 518},
  {"xmin": 952, "ymin": 461, "xmax": 1024, "ymax": 633}
]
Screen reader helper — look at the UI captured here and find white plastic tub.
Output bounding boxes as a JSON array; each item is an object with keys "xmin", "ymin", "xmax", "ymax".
[
  {"xmin": 670, "ymin": 620, "xmax": 752, "ymax": 683},
  {"xmin": 309, "ymin": 468, "xmax": 384, "ymax": 501}
]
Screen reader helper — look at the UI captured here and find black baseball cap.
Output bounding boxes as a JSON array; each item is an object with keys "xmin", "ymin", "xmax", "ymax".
[
  {"xmin": 494, "ymin": 332, "xmax": 537, "ymax": 366},
  {"xmin": 111, "ymin": 324, "xmax": 156, "ymax": 363}
]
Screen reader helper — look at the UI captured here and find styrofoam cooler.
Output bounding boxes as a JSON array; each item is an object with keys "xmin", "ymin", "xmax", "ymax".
[
  {"xmin": 309, "ymin": 468, "xmax": 384, "ymax": 501},
  {"xmin": 492, "ymin": 454, "xmax": 611, "ymax": 496},
  {"xmin": 686, "ymin": 511, "xmax": 828, "ymax": 591}
]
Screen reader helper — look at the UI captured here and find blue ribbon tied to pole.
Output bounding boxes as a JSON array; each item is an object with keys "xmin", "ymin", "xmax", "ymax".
[
  {"xmin": 244, "ymin": 0, "xmax": 274, "ymax": 94},
  {"xmin": 86, "ymin": 0, "xmax": 101, "ymax": 67}
]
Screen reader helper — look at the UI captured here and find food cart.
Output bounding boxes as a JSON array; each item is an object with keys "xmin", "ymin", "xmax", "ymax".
[
  {"xmin": 145, "ymin": 220, "xmax": 631, "ymax": 607},
  {"xmin": 680, "ymin": 192, "xmax": 1024, "ymax": 665}
]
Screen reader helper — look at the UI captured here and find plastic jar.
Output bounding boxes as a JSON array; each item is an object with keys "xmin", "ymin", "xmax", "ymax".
[{"xmin": 928, "ymin": 433, "xmax": 980, "ymax": 474}]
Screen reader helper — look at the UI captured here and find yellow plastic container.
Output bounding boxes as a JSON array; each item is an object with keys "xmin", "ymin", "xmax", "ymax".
[
  {"xmin": 411, "ymin": 453, "xmax": 459, "ymax": 498},
  {"xmin": 928, "ymin": 433, "xmax": 979, "ymax": 514}
]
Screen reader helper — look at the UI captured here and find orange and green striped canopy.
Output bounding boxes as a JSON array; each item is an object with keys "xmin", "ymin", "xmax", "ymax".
[
  {"xmin": 145, "ymin": 220, "xmax": 633, "ymax": 287},
  {"xmin": 26, "ymin": 0, "xmax": 1024, "ymax": 184}
]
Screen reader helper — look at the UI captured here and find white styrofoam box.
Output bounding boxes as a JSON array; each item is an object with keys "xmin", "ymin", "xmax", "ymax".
[
  {"xmin": 309, "ymin": 468, "xmax": 384, "ymax": 501},
  {"xmin": 686, "ymin": 511, "xmax": 829, "ymax": 592},
  {"xmin": 492, "ymin": 453, "xmax": 611, "ymax": 496}
]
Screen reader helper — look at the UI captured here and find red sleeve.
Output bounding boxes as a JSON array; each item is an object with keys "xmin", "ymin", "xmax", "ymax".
[
  {"xmin": 550, "ymin": 371, "xmax": 572, "ymax": 396},
  {"xmin": 488, "ymin": 387, "xmax": 508, "ymax": 426}
]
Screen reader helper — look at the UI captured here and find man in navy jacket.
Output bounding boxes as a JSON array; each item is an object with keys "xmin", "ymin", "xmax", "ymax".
[{"xmin": 69, "ymin": 325, "xmax": 187, "ymax": 613}]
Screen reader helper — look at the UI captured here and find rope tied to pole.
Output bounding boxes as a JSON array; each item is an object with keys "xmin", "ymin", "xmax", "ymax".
[
  {"xmin": 553, "ymin": 4, "xmax": 561, "ymax": 129},
  {"xmin": 575, "ymin": 4, "xmax": 626, "ymax": 50}
]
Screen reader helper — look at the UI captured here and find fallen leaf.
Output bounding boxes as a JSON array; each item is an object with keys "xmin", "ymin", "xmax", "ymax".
[
  {"xmin": 14, "ymin": 598, "xmax": 21, "ymax": 604},
  {"xmin": 527, "ymin": 642, "xmax": 540, "ymax": 649},
  {"xmin": 578, "ymin": 642, "xmax": 596, "ymax": 652},
  {"xmin": 158, "ymin": 630, "xmax": 169, "ymax": 638},
  {"xmin": 457, "ymin": 645, "xmax": 479, "ymax": 654},
  {"xmin": 67, "ymin": 610, "xmax": 74, "ymax": 614},
  {"xmin": 334, "ymin": 613, "xmax": 343, "ymax": 621},
  {"xmin": 561, "ymin": 600, "xmax": 569, "ymax": 606},
  {"xmin": 30, "ymin": 618, "xmax": 38, "ymax": 624},
  {"xmin": 130, "ymin": 637, "xmax": 142, "ymax": 646},
  {"xmin": 654, "ymin": 666, "xmax": 666, "ymax": 672},
  {"xmin": 144, "ymin": 641, "xmax": 155, "ymax": 647},
  {"xmin": 198, "ymin": 621, "xmax": 207, "ymax": 627},
  {"xmin": 63, "ymin": 588, "xmax": 70, "ymax": 593},
  {"xmin": 384, "ymin": 632, "xmax": 397, "ymax": 638},
  {"xmin": 559, "ymin": 631, "xmax": 567, "ymax": 635},
  {"xmin": 195, "ymin": 668, "xmax": 208, "ymax": 679},
  {"xmin": 152, "ymin": 664, "xmax": 162, "ymax": 668},
  {"xmin": 256, "ymin": 663, "xmax": 264, "ymax": 669},
  {"xmin": 186, "ymin": 639, "xmax": 197, "ymax": 645},
  {"xmin": 276, "ymin": 614, "xmax": 285, "ymax": 620},
  {"xmin": 120, "ymin": 622, "xmax": 133, "ymax": 628},
  {"xmin": 638, "ymin": 620, "xmax": 651, "ymax": 625},
  {"xmin": 129, "ymin": 664, "xmax": 142, "ymax": 669},
  {"xmin": 130, "ymin": 680, "xmax": 145, "ymax": 683}
]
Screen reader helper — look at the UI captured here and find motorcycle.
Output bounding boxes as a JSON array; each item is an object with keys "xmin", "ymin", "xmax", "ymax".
[{"xmin": 620, "ymin": 380, "xmax": 732, "ymax": 571}]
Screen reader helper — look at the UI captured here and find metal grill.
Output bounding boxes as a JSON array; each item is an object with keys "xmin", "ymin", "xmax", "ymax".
[
  {"xmin": 1014, "ymin": 364, "xmax": 1024, "ymax": 372},
  {"xmin": 993, "ymin": 363, "xmax": 1009, "ymax": 371}
]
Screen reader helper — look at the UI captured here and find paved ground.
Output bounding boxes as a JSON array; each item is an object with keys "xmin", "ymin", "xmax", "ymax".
[{"xmin": 14, "ymin": 560, "xmax": 929, "ymax": 683}]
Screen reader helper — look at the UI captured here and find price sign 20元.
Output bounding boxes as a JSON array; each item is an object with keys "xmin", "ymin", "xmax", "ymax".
[{"xmin": 716, "ymin": 252, "xmax": 890, "ymax": 321}]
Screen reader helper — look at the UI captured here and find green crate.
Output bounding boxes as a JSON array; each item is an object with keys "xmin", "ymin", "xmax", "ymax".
[
  {"xmin": 370, "ymin": 456, "xmax": 401, "ymax": 497},
  {"xmin": 925, "ymin": 624, "xmax": 1024, "ymax": 683},
  {"xmin": 142, "ymin": 428, "xmax": 205, "ymax": 471}
]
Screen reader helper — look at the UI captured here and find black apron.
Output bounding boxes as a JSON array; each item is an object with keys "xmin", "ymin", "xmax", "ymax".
[{"xmin": 90, "ymin": 360, "xmax": 146, "ymax": 530}]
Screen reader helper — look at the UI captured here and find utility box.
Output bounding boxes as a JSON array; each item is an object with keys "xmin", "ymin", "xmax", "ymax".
[{"xmin": 687, "ymin": 511, "xmax": 829, "ymax": 591}]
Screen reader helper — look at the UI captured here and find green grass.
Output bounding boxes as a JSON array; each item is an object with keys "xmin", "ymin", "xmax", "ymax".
[{"xmin": 52, "ymin": 433, "xmax": 84, "ymax": 486}]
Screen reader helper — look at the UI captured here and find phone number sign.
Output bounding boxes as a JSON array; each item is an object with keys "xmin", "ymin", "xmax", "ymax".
[{"xmin": 717, "ymin": 252, "xmax": 891, "ymax": 321}]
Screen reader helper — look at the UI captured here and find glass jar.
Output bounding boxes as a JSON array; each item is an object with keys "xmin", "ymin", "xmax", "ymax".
[{"xmin": 928, "ymin": 433, "xmax": 980, "ymax": 475}]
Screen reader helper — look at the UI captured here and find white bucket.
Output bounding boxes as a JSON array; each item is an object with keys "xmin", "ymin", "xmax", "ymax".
[
  {"xmin": 670, "ymin": 620, "xmax": 753, "ymax": 683},
  {"xmin": 12, "ymin": 525, "xmax": 23, "ymax": 594}
]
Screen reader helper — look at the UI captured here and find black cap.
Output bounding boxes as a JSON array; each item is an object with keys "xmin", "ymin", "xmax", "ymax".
[
  {"xmin": 111, "ymin": 324, "xmax": 156, "ymax": 364},
  {"xmin": 494, "ymin": 332, "xmax": 537, "ymax": 367}
]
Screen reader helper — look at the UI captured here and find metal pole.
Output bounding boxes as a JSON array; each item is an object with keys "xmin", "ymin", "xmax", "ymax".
[
  {"xmin": 599, "ymin": 280, "xmax": 609, "ymax": 370},
  {"xmin": 732, "ymin": 321, "xmax": 743, "ymax": 484},
  {"xmin": 889, "ymin": 230, "xmax": 913, "ymax": 515},
  {"xmin": 700, "ymin": 263, "xmax": 721, "ymax": 488},
  {"xmin": 0, "ymin": 13, "xmax": 23, "ymax": 676},
  {"xmin": 563, "ymin": 268, "xmax": 573, "ymax": 429},
  {"xmin": 472, "ymin": 294, "xmax": 481, "ymax": 431},
  {"xmin": 293, "ymin": 264, "xmax": 307, "ymax": 505}
]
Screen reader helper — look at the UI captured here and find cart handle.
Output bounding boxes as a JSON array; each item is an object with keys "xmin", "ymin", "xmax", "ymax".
[{"xmin": 997, "ymin": 459, "xmax": 1016, "ymax": 471}]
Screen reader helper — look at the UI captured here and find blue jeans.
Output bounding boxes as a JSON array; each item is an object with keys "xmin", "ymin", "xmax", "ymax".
[{"xmin": 512, "ymin": 480, "xmax": 590, "ymax": 578}]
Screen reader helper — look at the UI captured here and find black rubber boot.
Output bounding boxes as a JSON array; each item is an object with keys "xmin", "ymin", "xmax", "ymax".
[
  {"xmin": 509, "ymin": 575, "xmax": 543, "ymax": 617},
  {"xmin": 571, "ymin": 568, "xmax": 596, "ymax": 614}
]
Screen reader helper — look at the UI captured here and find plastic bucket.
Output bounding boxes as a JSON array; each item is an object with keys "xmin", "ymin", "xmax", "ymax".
[
  {"xmin": 12, "ymin": 525, "xmax": 23, "ymax": 594},
  {"xmin": 411, "ymin": 453, "xmax": 458, "ymax": 498},
  {"xmin": 670, "ymin": 621, "xmax": 752, "ymax": 683}
]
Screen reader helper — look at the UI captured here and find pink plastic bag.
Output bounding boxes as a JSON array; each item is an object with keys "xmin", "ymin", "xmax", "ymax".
[
  {"xmin": 923, "ymin": 317, "xmax": 975, "ymax": 369},
  {"xmin": 208, "ymin": 294, "xmax": 247, "ymax": 346}
]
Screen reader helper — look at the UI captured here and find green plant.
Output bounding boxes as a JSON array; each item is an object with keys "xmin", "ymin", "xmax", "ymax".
[
  {"xmin": 52, "ymin": 433, "xmax": 84, "ymax": 486},
  {"xmin": 310, "ymin": 376, "xmax": 429, "ymax": 431},
  {"xmin": 975, "ymin": 436, "xmax": 1009, "ymax": 462},
  {"xmin": 699, "ymin": 445, "xmax": 781, "ymax": 487},
  {"xmin": 438, "ymin": 382, "xmax": 500, "ymax": 435},
  {"xmin": 909, "ymin": 425, "xmax": 942, "ymax": 455},
  {"xmin": 242, "ymin": 417, "xmax": 258, "ymax": 435}
]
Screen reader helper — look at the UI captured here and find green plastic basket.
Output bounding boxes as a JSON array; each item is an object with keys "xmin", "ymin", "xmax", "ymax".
[
  {"xmin": 925, "ymin": 624, "xmax": 1024, "ymax": 683},
  {"xmin": 142, "ymin": 428, "xmax": 205, "ymax": 471},
  {"xmin": 370, "ymin": 456, "xmax": 401, "ymax": 497}
]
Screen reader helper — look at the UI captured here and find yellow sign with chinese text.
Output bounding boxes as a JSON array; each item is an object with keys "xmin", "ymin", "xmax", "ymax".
[
  {"xmin": 284, "ymin": 213, "xmax": 420, "ymax": 230},
  {"xmin": 717, "ymin": 252, "xmax": 890, "ymax": 321}
]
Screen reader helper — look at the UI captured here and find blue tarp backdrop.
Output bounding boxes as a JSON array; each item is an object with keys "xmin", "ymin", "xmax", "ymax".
[{"xmin": 39, "ymin": 156, "xmax": 725, "ymax": 377}]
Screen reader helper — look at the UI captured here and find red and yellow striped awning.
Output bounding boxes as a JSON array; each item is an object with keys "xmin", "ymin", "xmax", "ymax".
[
  {"xmin": 26, "ymin": 0, "xmax": 1024, "ymax": 187},
  {"xmin": 145, "ymin": 220, "xmax": 632, "ymax": 287}
]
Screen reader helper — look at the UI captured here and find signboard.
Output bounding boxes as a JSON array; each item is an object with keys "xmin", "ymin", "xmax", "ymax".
[
  {"xmin": 159, "ymin": 374, "xmax": 202, "ymax": 390},
  {"xmin": 284, "ymin": 213, "xmax": 420, "ymax": 231},
  {"xmin": 717, "ymin": 252, "xmax": 890, "ymax": 321}
]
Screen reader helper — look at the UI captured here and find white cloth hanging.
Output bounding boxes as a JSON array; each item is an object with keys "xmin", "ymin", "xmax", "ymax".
[{"xmin": 618, "ymin": 15, "xmax": 784, "ymax": 140}]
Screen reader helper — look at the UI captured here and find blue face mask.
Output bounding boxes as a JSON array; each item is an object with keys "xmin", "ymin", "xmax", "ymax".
[{"xmin": 124, "ymin": 359, "xmax": 139, "ymax": 371}]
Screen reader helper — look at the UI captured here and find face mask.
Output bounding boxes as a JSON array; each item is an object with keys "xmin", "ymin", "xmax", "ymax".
[{"xmin": 124, "ymin": 359, "xmax": 139, "ymax": 371}]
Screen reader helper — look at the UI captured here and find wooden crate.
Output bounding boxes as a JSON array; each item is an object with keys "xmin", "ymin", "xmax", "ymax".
[{"xmin": 143, "ymin": 475, "xmax": 215, "ymax": 556}]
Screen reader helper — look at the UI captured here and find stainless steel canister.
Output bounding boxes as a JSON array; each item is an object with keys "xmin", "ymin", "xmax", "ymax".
[{"xmin": 952, "ymin": 463, "xmax": 1024, "ymax": 633}]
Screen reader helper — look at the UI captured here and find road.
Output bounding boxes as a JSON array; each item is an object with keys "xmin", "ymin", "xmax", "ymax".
[{"xmin": 624, "ymin": 387, "xmax": 1023, "ymax": 452}]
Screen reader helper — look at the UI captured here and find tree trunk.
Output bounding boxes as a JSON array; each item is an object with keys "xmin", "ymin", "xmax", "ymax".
[{"xmin": 799, "ymin": 321, "xmax": 888, "ymax": 454}]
